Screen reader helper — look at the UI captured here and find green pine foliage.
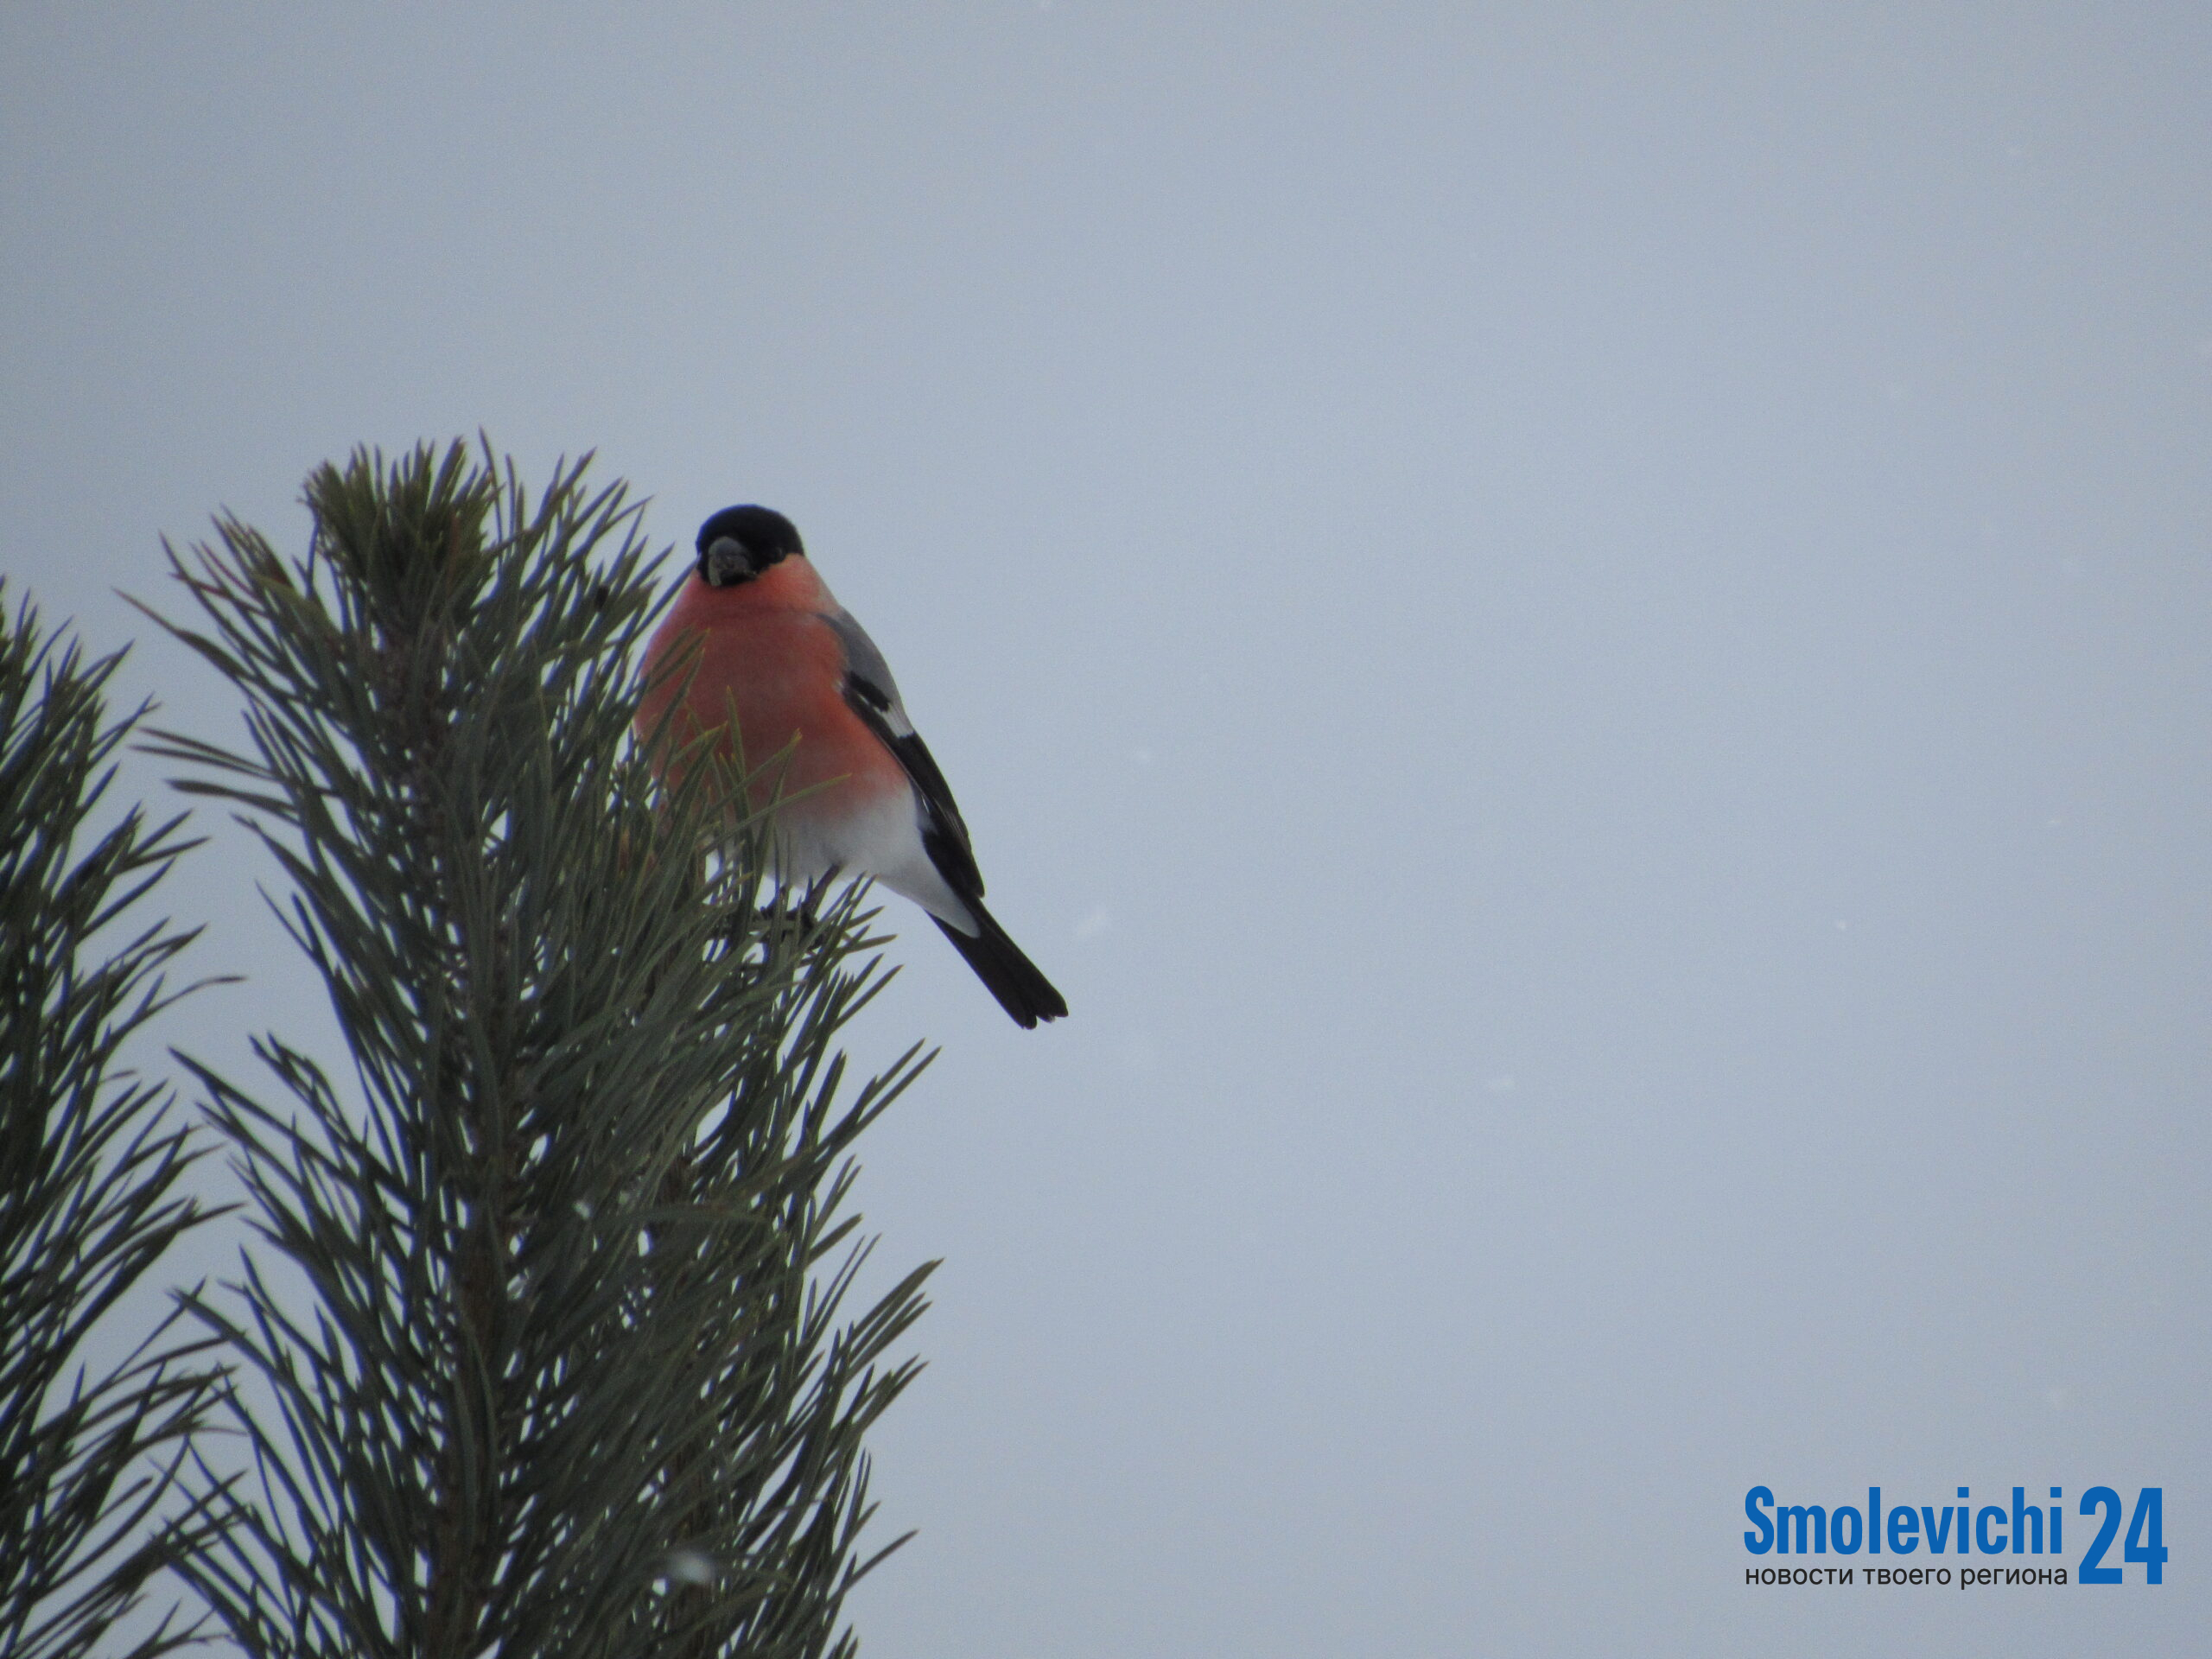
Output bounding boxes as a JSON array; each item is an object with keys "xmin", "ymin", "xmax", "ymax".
[
  {"xmin": 0, "ymin": 589, "xmax": 223, "ymax": 1659},
  {"xmin": 144, "ymin": 442, "xmax": 934, "ymax": 1658}
]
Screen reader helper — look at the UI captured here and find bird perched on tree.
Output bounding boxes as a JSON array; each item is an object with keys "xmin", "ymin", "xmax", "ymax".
[{"xmin": 636, "ymin": 505, "xmax": 1067, "ymax": 1028}]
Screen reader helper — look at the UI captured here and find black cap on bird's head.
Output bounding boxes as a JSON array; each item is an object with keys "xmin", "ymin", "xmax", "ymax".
[{"xmin": 696, "ymin": 505, "xmax": 804, "ymax": 587}]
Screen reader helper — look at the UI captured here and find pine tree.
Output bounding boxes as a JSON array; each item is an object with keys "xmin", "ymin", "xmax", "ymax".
[
  {"xmin": 145, "ymin": 442, "xmax": 933, "ymax": 1658},
  {"xmin": 0, "ymin": 589, "xmax": 223, "ymax": 1659}
]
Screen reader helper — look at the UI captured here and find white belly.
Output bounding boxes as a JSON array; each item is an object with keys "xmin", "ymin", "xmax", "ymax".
[{"xmin": 766, "ymin": 785, "xmax": 976, "ymax": 933}]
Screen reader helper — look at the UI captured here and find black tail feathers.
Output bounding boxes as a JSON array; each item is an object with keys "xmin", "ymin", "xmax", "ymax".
[{"xmin": 933, "ymin": 903, "xmax": 1067, "ymax": 1029}]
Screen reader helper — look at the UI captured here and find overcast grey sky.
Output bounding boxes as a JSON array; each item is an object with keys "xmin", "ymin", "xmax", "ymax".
[{"xmin": 4, "ymin": 3, "xmax": 2207, "ymax": 1652}]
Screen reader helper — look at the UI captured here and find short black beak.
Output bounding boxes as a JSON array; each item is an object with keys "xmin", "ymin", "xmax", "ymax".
[{"xmin": 703, "ymin": 537, "xmax": 751, "ymax": 586}]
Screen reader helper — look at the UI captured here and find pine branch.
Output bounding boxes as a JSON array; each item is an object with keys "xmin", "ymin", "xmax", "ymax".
[
  {"xmin": 0, "ymin": 586, "xmax": 226, "ymax": 1659},
  {"xmin": 144, "ymin": 441, "xmax": 934, "ymax": 1659}
]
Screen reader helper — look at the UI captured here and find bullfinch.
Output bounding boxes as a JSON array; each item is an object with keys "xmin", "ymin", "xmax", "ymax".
[{"xmin": 636, "ymin": 505, "xmax": 1067, "ymax": 1028}]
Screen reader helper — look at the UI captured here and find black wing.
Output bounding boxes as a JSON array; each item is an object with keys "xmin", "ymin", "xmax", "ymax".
[
  {"xmin": 823, "ymin": 608, "xmax": 986, "ymax": 903},
  {"xmin": 824, "ymin": 607, "xmax": 1068, "ymax": 1027}
]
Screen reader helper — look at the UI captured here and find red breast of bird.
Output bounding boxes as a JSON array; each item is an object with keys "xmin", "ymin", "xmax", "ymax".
[{"xmin": 636, "ymin": 555, "xmax": 907, "ymax": 838}]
